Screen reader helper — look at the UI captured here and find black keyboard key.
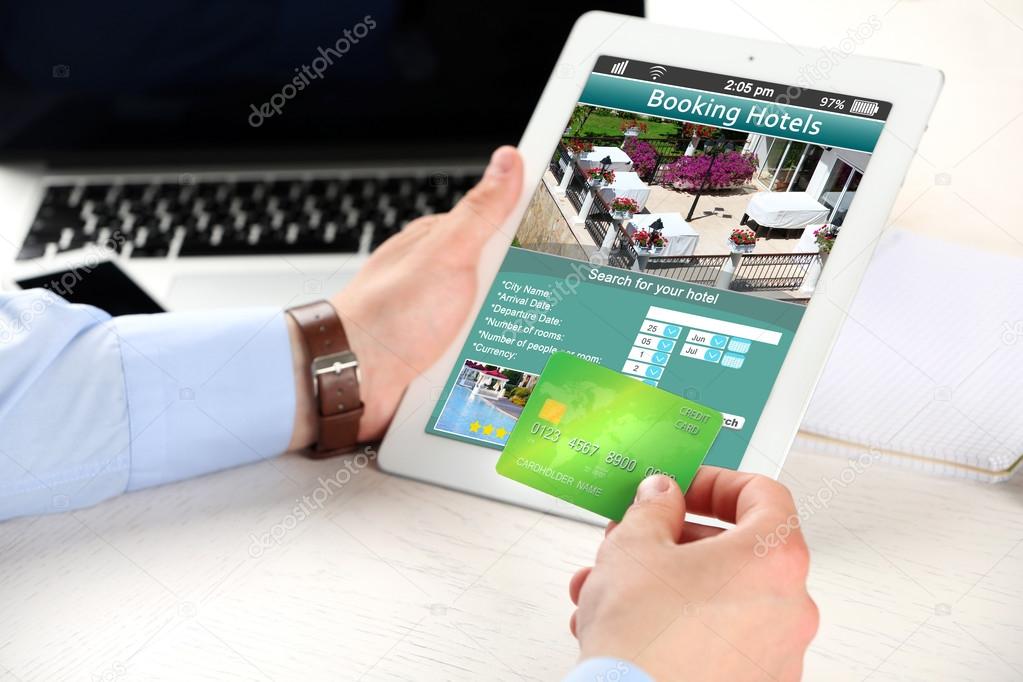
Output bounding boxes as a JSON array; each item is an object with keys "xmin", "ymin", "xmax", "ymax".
[
  {"xmin": 230, "ymin": 181, "xmax": 256, "ymax": 198},
  {"xmin": 194, "ymin": 182, "xmax": 220, "ymax": 199},
  {"xmin": 40, "ymin": 185, "xmax": 73, "ymax": 206},
  {"xmin": 101, "ymin": 234, "xmax": 129, "ymax": 255},
  {"xmin": 91, "ymin": 201, "xmax": 116, "ymax": 217},
  {"xmin": 371, "ymin": 229, "xmax": 396, "ymax": 249},
  {"xmin": 120, "ymin": 183, "xmax": 149, "ymax": 200},
  {"xmin": 56, "ymin": 231, "xmax": 89, "ymax": 252},
  {"xmin": 15, "ymin": 239, "xmax": 47, "ymax": 260},
  {"xmin": 81, "ymin": 185, "xmax": 110, "ymax": 202},
  {"xmin": 35, "ymin": 202, "xmax": 83, "ymax": 228},
  {"xmin": 155, "ymin": 183, "xmax": 182, "ymax": 199},
  {"xmin": 132, "ymin": 244, "xmax": 168, "ymax": 258}
]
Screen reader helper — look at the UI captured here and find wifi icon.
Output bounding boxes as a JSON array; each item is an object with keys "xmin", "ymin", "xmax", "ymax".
[{"xmin": 649, "ymin": 65, "xmax": 667, "ymax": 81}]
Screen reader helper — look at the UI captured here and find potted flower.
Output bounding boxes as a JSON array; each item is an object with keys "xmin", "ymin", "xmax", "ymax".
[
  {"xmin": 610, "ymin": 196, "xmax": 639, "ymax": 220},
  {"xmin": 813, "ymin": 224, "xmax": 839, "ymax": 254},
  {"xmin": 565, "ymin": 138, "xmax": 594, "ymax": 158},
  {"xmin": 728, "ymin": 228, "xmax": 757, "ymax": 254},
  {"xmin": 586, "ymin": 168, "xmax": 615, "ymax": 187},
  {"xmin": 633, "ymin": 228, "xmax": 669, "ymax": 254},
  {"xmin": 620, "ymin": 119, "xmax": 649, "ymax": 138},
  {"xmin": 649, "ymin": 230, "xmax": 668, "ymax": 254},
  {"xmin": 682, "ymin": 123, "xmax": 718, "ymax": 140}
]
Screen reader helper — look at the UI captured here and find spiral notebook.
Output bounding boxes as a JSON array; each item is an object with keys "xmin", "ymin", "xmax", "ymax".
[{"xmin": 797, "ymin": 229, "xmax": 1023, "ymax": 482}]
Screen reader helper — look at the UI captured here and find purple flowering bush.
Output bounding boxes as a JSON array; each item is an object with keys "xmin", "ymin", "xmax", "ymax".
[
  {"xmin": 623, "ymin": 138, "xmax": 658, "ymax": 179},
  {"xmin": 662, "ymin": 151, "xmax": 759, "ymax": 190}
]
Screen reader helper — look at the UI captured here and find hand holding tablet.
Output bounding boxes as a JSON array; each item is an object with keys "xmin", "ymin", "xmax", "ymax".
[{"xmin": 380, "ymin": 11, "xmax": 942, "ymax": 523}]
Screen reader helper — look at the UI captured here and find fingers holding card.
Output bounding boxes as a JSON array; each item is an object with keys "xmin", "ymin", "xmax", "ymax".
[{"xmin": 496, "ymin": 352, "xmax": 723, "ymax": 521}]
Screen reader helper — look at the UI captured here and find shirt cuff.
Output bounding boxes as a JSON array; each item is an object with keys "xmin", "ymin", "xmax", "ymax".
[
  {"xmin": 563, "ymin": 658, "xmax": 653, "ymax": 682},
  {"xmin": 113, "ymin": 307, "xmax": 295, "ymax": 490}
]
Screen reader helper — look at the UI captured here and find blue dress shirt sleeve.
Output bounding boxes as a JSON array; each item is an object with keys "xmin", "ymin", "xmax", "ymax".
[
  {"xmin": 0, "ymin": 289, "xmax": 295, "ymax": 521},
  {"xmin": 562, "ymin": 657, "xmax": 654, "ymax": 682}
]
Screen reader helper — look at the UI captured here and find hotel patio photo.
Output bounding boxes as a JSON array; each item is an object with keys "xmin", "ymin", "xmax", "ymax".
[
  {"xmin": 514, "ymin": 104, "xmax": 869, "ymax": 304},
  {"xmin": 432, "ymin": 360, "xmax": 540, "ymax": 446}
]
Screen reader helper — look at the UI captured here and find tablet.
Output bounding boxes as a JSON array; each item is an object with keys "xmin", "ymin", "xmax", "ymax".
[{"xmin": 378, "ymin": 11, "xmax": 942, "ymax": 523}]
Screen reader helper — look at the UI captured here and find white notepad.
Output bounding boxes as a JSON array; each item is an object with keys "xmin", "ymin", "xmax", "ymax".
[{"xmin": 797, "ymin": 229, "xmax": 1023, "ymax": 481}]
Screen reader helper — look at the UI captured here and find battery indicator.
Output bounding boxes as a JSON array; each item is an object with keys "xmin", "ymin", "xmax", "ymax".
[{"xmin": 850, "ymin": 99, "xmax": 880, "ymax": 116}]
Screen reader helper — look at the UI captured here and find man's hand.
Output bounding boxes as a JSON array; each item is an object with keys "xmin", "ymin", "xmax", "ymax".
[
  {"xmin": 570, "ymin": 468, "xmax": 818, "ymax": 682},
  {"xmin": 288, "ymin": 146, "xmax": 524, "ymax": 448}
]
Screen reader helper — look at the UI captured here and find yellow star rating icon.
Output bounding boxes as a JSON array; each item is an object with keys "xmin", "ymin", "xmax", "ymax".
[{"xmin": 467, "ymin": 421, "xmax": 509, "ymax": 438}]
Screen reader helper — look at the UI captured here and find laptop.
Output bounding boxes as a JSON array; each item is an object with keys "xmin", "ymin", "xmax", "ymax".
[{"xmin": 0, "ymin": 1, "xmax": 643, "ymax": 310}]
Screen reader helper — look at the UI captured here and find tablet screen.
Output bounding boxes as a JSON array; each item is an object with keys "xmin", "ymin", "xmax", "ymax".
[{"xmin": 426, "ymin": 55, "xmax": 890, "ymax": 469}]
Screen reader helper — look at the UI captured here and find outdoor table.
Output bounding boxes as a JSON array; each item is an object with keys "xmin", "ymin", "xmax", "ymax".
[
  {"xmin": 742, "ymin": 191, "xmax": 829, "ymax": 238},
  {"xmin": 626, "ymin": 213, "xmax": 699, "ymax": 257},
  {"xmin": 596, "ymin": 171, "xmax": 652, "ymax": 212},
  {"xmin": 556, "ymin": 146, "xmax": 633, "ymax": 194},
  {"xmin": 577, "ymin": 146, "xmax": 634, "ymax": 172}
]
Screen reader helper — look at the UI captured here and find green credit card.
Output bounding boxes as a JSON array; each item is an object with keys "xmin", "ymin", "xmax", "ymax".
[{"xmin": 496, "ymin": 352, "xmax": 724, "ymax": 521}]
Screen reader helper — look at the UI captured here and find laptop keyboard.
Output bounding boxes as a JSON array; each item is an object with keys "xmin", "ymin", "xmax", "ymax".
[{"xmin": 15, "ymin": 172, "xmax": 482, "ymax": 261}]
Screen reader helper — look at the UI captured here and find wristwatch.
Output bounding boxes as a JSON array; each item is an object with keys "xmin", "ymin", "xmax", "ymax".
[{"xmin": 286, "ymin": 300, "xmax": 363, "ymax": 457}]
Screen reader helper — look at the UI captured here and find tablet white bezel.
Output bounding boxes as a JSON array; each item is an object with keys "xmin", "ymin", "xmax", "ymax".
[{"xmin": 378, "ymin": 11, "xmax": 943, "ymax": 524}]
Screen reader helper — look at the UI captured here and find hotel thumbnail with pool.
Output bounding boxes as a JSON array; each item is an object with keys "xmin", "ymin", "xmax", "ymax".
[{"xmin": 433, "ymin": 360, "xmax": 539, "ymax": 446}]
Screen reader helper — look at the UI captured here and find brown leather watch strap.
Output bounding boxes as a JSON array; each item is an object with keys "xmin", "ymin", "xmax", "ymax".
[{"xmin": 286, "ymin": 301, "xmax": 363, "ymax": 457}]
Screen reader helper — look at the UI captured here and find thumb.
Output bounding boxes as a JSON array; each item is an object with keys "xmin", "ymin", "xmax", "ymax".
[
  {"xmin": 613, "ymin": 475, "xmax": 687, "ymax": 545},
  {"xmin": 449, "ymin": 146, "xmax": 523, "ymax": 245}
]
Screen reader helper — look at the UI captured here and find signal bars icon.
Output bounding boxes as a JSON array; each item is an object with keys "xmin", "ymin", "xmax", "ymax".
[
  {"xmin": 649, "ymin": 65, "xmax": 667, "ymax": 81},
  {"xmin": 610, "ymin": 60, "xmax": 629, "ymax": 75}
]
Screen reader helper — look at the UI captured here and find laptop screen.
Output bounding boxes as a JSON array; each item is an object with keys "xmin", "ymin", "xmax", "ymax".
[{"xmin": 0, "ymin": 2, "xmax": 643, "ymax": 165}]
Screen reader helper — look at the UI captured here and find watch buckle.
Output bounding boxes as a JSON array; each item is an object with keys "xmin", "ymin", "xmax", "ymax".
[{"xmin": 311, "ymin": 350, "xmax": 360, "ymax": 397}]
